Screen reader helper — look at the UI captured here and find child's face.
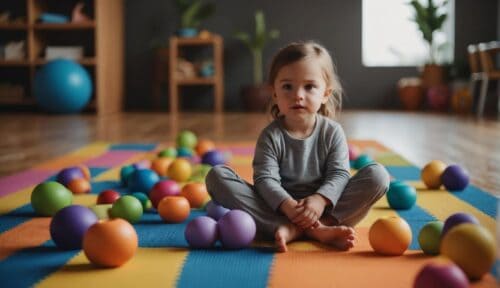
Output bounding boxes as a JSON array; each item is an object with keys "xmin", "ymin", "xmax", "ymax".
[{"xmin": 272, "ymin": 58, "xmax": 331, "ymax": 120}]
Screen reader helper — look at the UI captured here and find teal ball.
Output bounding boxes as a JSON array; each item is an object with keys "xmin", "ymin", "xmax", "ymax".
[
  {"xmin": 352, "ymin": 154, "xmax": 374, "ymax": 169},
  {"xmin": 120, "ymin": 165, "xmax": 135, "ymax": 187},
  {"xmin": 387, "ymin": 183, "xmax": 417, "ymax": 210}
]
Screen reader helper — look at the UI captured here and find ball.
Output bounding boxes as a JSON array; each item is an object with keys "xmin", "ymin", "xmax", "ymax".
[
  {"xmin": 109, "ymin": 195, "xmax": 144, "ymax": 224},
  {"xmin": 201, "ymin": 150, "xmax": 226, "ymax": 166},
  {"xmin": 205, "ymin": 200, "xmax": 230, "ymax": 220},
  {"xmin": 421, "ymin": 160, "xmax": 447, "ymax": 189},
  {"xmin": 167, "ymin": 158, "xmax": 192, "ymax": 182},
  {"xmin": 442, "ymin": 212, "xmax": 479, "ymax": 238},
  {"xmin": 195, "ymin": 139, "xmax": 216, "ymax": 156},
  {"xmin": 67, "ymin": 178, "xmax": 91, "ymax": 194},
  {"xmin": 418, "ymin": 221, "xmax": 444, "ymax": 255},
  {"xmin": 31, "ymin": 181, "xmax": 73, "ymax": 216},
  {"xmin": 77, "ymin": 164, "xmax": 91, "ymax": 181},
  {"xmin": 368, "ymin": 216, "xmax": 412, "ymax": 256},
  {"xmin": 386, "ymin": 183, "xmax": 417, "ymax": 210},
  {"xmin": 56, "ymin": 167, "xmax": 85, "ymax": 186},
  {"xmin": 441, "ymin": 165, "xmax": 469, "ymax": 191},
  {"xmin": 414, "ymin": 260, "xmax": 469, "ymax": 288},
  {"xmin": 185, "ymin": 216, "xmax": 218, "ymax": 248},
  {"xmin": 352, "ymin": 154, "xmax": 374, "ymax": 170},
  {"xmin": 177, "ymin": 147, "xmax": 193, "ymax": 158},
  {"xmin": 190, "ymin": 164, "xmax": 212, "ymax": 182},
  {"xmin": 89, "ymin": 204, "xmax": 112, "ymax": 220},
  {"xmin": 441, "ymin": 223, "xmax": 496, "ymax": 280},
  {"xmin": 151, "ymin": 157, "xmax": 173, "ymax": 177},
  {"xmin": 176, "ymin": 130, "xmax": 198, "ymax": 149},
  {"xmin": 131, "ymin": 192, "xmax": 152, "ymax": 211},
  {"xmin": 83, "ymin": 219, "xmax": 138, "ymax": 268},
  {"xmin": 157, "ymin": 196, "xmax": 191, "ymax": 223},
  {"xmin": 120, "ymin": 165, "xmax": 135, "ymax": 187},
  {"xmin": 128, "ymin": 169, "xmax": 160, "ymax": 193},
  {"xmin": 348, "ymin": 144, "xmax": 360, "ymax": 161},
  {"xmin": 97, "ymin": 189, "xmax": 121, "ymax": 205},
  {"xmin": 34, "ymin": 59, "xmax": 92, "ymax": 113},
  {"xmin": 158, "ymin": 147, "xmax": 177, "ymax": 158},
  {"xmin": 50, "ymin": 205, "xmax": 98, "ymax": 250},
  {"xmin": 180, "ymin": 183, "xmax": 209, "ymax": 208},
  {"xmin": 132, "ymin": 159, "xmax": 151, "ymax": 170},
  {"xmin": 150, "ymin": 180, "xmax": 181, "ymax": 208},
  {"xmin": 218, "ymin": 210, "xmax": 256, "ymax": 249}
]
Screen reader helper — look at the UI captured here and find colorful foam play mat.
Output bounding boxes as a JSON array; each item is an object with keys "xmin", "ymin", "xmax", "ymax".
[{"xmin": 0, "ymin": 140, "xmax": 498, "ymax": 287}]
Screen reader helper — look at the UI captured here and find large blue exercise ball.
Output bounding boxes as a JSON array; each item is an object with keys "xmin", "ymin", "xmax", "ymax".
[{"xmin": 34, "ymin": 59, "xmax": 93, "ymax": 113}]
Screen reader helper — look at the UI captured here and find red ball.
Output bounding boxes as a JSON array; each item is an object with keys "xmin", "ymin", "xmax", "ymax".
[
  {"xmin": 150, "ymin": 180, "xmax": 181, "ymax": 208},
  {"xmin": 97, "ymin": 189, "xmax": 121, "ymax": 205}
]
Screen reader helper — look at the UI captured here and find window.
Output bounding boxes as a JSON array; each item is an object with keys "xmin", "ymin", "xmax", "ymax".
[{"xmin": 362, "ymin": 0, "xmax": 454, "ymax": 67}]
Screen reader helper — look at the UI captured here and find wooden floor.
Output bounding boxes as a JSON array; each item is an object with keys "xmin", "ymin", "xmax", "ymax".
[{"xmin": 1, "ymin": 111, "xmax": 499, "ymax": 196}]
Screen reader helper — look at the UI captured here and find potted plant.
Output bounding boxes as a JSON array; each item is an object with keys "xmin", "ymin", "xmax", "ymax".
[
  {"xmin": 174, "ymin": 0, "xmax": 215, "ymax": 37},
  {"xmin": 234, "ymin": 10, "xmax": 279, "ymax": 111},
  {"xmin": 409, "ymin": 0, "xmax": 448, "ymax": 88}
]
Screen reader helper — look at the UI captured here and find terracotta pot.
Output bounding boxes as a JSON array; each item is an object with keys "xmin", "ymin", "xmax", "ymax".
[
  {"xmin": 397, "ymin": 78, "xmax": 423, "ymax": 110},
  {"xmin": 421, "ymin": 64, "xmax": 445, "ymax": 88},
  {"xmin": 241, "ymin": 84, "xmax": 272, "ymax": 112}
]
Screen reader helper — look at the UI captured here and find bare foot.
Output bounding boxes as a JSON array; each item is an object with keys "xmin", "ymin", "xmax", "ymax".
[
  {"xmin": 305, "ymin": 225, "xmax": 356, "ymax": 251},
  {"xmin": 274, "ymin": 224, "xmax": 303, "ymax": 253}
]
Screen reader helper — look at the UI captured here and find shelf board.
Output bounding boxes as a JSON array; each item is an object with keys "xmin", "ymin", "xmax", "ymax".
[
  {"xmin": 176, "ymin": 77, "xmax": 216, "ymax": 85},
  {"xmin": 0, "ymin": 60, "xmax": 31, "ymax": 66},
  {"xmin": 34, "ymin": 58, "xmax": 96, "ymax": 66},
  {"xmin": 174, "ymin": 36, "xmax": 220, "ymax": 46},
  {"xmin": 0, "ymin": 23, "xmax": 29, "ymax": 30},
  {"xmin": 33, "ymin": 22, "xmax": 96, "ymax": 30},
  {"xmin": 0, "ymin": 98, "xmax": 36, "ymax": 105}
]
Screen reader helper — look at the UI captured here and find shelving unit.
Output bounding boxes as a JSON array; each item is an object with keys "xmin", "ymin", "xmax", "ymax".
[
  {"xmin": 0, "ymin": 0, "xmax": 123, "ymax": 114},
  {"xmin": 169, "ymin": 34, "xmax": 224, "ymax": 114}
]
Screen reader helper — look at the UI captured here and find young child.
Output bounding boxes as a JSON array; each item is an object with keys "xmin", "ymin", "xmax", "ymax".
[{"xmin": 206, "ymin": 41, "xmax": 390, "ymax": 252}]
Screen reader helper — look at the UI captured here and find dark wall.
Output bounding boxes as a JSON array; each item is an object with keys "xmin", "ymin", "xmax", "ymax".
[{"xmin": 124, "ymin": 0, "xmax": 498, "ymax": 111}]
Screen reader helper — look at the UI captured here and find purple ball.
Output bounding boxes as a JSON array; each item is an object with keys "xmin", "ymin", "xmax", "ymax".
[
  {"xmin": 50, "ymin": 205, "xmax": 98, "ymax": 250},
  {"xmin": 441, "ymin": 165, "xmax": 469, "ymax": 191},
  {"xmin": 218, "ymin": 209, "xmax": 256, "ymax": 249},
  {"xmin": 56, "ymin": 167, "xmax": 85, "ymax": 186},
  {"xmin": 442, "ymin": 212, "xmax": 479, "ymax": 238},
  {"xmin": 185, "ymin": 216, "xmax": 218, "ymax": 248},
  {"xmin": 414, "ymin": 261, "xmax": 469, "ymax": 288},
  {"xmin": 201, "ymin": 150, "xmax": 225, "ymax": 166},
  {"xmin": 206, "ymin": 200, "xmax": 230, "ymax": 220}
]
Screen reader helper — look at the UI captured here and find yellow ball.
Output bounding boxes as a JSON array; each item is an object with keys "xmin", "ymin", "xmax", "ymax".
[
  {"xmin": 369, "ymin": 216, "xmax": 412, "ymax": 256},
  {"xmin": 441, "ymin": 223, "xmax": 496, "ymax": 280},
  {"xmin": 421, "ymin": 160, "xmax": 447, "ymax": 189},
  {"xmin": 167, "ymin": 158, "xmax": 192, "ymax": 182}
]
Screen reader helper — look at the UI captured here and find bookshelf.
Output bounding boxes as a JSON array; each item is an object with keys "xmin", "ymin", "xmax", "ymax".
[{"xmin": 0, "ymin": 0, "xmax": 123, "ymax": 114}]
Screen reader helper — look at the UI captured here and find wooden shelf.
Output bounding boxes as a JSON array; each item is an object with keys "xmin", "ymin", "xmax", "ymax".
[
  {"xmin": 34, "ymin": 58, "xmax": 96, "ymax": 66},
  {"xmin": 0, "ymin": 98, "xmax": 36, "ymax": 105},
  {"xmin": 176, "ymin": 77, "xmax": 216, "ymax": 85},
  {"xmin": 175, "ymin": 35, "xmax": 222, "ymax": 46},
  {"xmin": 0, "ymin": 23, "xmax": 29, "ymax": 30},
  {"xmin": 33, "ymin": 22, "xmax": 96, "ymax": 30},
  {"xmin": 0, "ymin": 60, "xmax": 31, "ymax": 66}
]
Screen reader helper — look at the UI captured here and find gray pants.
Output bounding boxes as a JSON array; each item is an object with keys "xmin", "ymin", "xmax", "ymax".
[{"xmin": 206, "ymin": 163, "xmax": 390, "ymax": 238}]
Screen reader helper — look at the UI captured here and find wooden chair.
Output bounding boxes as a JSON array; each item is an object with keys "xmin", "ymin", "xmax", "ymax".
[{"xmin": 475, "ymin": 41, "xmax": 500, "ymax": 117}]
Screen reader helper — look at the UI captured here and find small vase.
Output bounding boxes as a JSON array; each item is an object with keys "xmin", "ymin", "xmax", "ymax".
[
  {"xmin": 177, "ymin": 28, "xmax": 198, "ymax": 38},
  {"xmin": 397, "ymin": 77, "xmax": 423, "ymax": 110},
  {"xmin": 421, "ymin": 64, "xmax": 445, "ymax": 88}
]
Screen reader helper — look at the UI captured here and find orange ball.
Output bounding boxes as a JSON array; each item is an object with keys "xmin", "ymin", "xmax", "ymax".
[
  {"xmin": 195, "ymin": 139, "xmax": 216, "ymax": 156},
  {"xmin": 77, "ymin": 164, "xmax": 91, "ymax": 181},
  {"xmin": 180, "ymin": 182, "xmax": 209, "ymax": 208},
  {"xmin": 369, "ymin": 216, "xmax": 412, "ymax": 256},
  {"xmin": 167, "ymin": 158, "xmax": 192, "ymax": 182},
  {"xmin": 421, "ymin": 160, "xmax": 447, "ymax": 189},
  {"xmin": 67, "ymin": 178, "xmax": 91, "ymax": 194},
  {"xmin": 83, "ymin": 219, "xmax": 138, "ymax": 268},
  {"xmin": 151, "ymin": 157, "xmax": 173, "ymax": 177},
  {"xmin": 158, "ymin": 196, "xmax": 190, "ymax": 223}
]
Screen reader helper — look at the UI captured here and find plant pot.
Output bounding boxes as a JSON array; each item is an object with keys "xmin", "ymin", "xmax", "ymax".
[
  {"xmin": 421, "ymin": 64, "xmax": 445, "ymax": 88},
  {"xmin": 397, "ymin": 77, "xmax": 423, "ymax": 110},
  {"xmin": 177, "ymin": 28, "xmax": 198, "ymax": 38},
  {"xmin": 241, "ymin": 84, "xmax": 272, "ymax": 112}
]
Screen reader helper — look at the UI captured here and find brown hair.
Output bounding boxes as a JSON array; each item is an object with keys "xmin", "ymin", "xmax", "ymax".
[{"xmin": 267, "ymin": 41, "xmax": 343, "ymax": 119}]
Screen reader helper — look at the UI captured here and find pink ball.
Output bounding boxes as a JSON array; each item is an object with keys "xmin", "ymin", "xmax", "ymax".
[
  {"xmin": 185, "ymin": 216, "xmax": 218, "ymax": 248},
  {"xmin": 414, "ymin": 261, "xmax": 469, "ymax": 288},
  {"xmin": 348, "ymin": 144, "xmax": 360, "ymax": 161},
  {"xmin": 217, "ymin": 210, "xmax": 256, "ymax": 249},
  {"xmin": 149, "ymin": 180, "xmax": 180, "ymax": 208}
]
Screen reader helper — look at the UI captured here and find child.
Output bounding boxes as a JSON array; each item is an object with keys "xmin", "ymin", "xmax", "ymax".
[{"xmin": 206, "ymin": 41, "xmax": 389, "ymax": 252}]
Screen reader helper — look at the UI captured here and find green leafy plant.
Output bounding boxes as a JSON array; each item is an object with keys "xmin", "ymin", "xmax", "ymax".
[
  {"xmin": 174, "ymin": 0, "xmax": 215, "ymax": 29},
  {"xmin": 409, "ymin": 0, "xmax": 448, "ymax": 64},
  {"xmin": 234, "ymin": 10, "xmax": 279, "ymax": 85}
]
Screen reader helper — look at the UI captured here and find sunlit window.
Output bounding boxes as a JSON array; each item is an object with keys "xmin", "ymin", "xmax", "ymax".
[{"xmin": 362, "ymin": 0, "xmax": 454, "ymax": 67}]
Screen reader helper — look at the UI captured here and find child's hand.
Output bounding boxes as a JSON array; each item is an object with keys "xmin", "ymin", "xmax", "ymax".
[
  {"xmin": 292, "ymin": 194, "xmax": 328, "ymax": 229},
  {"xmin": 279, "ymin": 198, "xmax": 300, "ymax": 220}
]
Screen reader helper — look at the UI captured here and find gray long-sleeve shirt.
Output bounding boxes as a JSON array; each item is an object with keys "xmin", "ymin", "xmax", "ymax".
[{"xmin": 252, "ymin": 114, "xmax": 351, "ymax": 211}]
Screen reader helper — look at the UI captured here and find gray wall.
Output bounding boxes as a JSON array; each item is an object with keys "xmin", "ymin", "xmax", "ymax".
[{"xmin": 125, "ymin": 0, "xmax": 498, "ymax": 111}]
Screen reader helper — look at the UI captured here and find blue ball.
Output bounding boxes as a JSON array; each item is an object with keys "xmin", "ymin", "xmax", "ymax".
[
  {"xmin": 128, "ymin": 169, "xmax": 160, "ymax": 193},
  {"xmin": 177, "ymin": 147, "xmax": 193, "ymax": 158},
  {"xmin": 201, "ymin": 150, "xmax": 225, "ymax": 166},
  {"xmin": 387, "ymin": 183, "xmax": 417, "ymax": 210},
  {"xmin": 34, "ymin": 59, "xmax": 93, "ymax": 113}
]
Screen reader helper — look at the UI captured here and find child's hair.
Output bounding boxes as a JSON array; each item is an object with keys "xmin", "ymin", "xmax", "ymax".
[{"xmin": 267, "ymin": 41, "xmax": 343, "ymax": 119}]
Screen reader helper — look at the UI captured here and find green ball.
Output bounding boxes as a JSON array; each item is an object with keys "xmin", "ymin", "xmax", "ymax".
[
  {"xmin": 89, "ymin": 204, "xmax": 112, "ymax": 220},
  {"xmin": 31, "ymin": 181, "xmax": 73, "ymax": 216},
  {"xmin": 352, "ymin": 154, "xmax": 374, "ymax": 170},
  {"xmin": 131, "ymin": 192, "xmax": 152, "ymax": 211},
  {"xmin": 190, "ymin": 164, "xmax": 212, "ymax": 182},
  {"xmin": 158, "ymin": 147, "xmax": 177, "ymax": 158},
  {"xmin": 176, "ymin": 130, "xmax": 198, "ymax": 149},
  {"xmin": 418, "ymin": 220, "xmax": 444, "ymax": 255},
  {"xmin": 110, "ymin": 195, "xmax": 143, "ymax": 223}
]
